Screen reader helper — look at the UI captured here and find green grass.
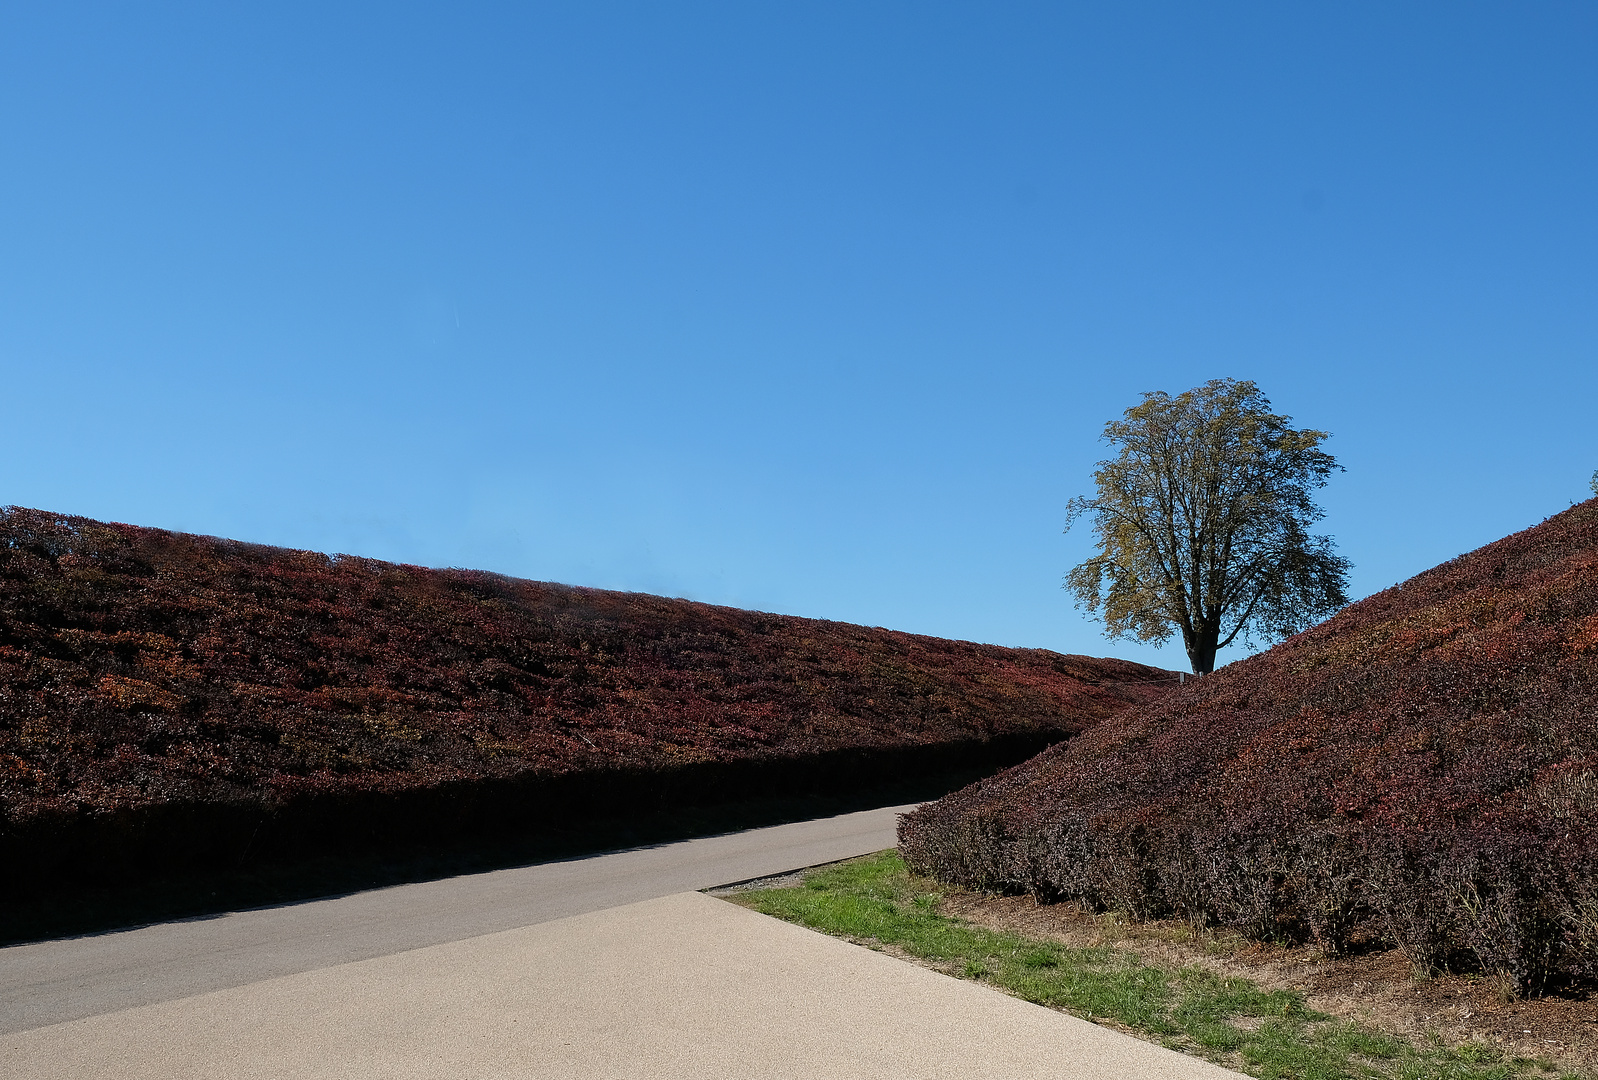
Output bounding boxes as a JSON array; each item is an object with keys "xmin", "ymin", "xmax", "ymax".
[{"xmin": 729, "ymin": 852, "xmax": 1578, "ymax": 1080}]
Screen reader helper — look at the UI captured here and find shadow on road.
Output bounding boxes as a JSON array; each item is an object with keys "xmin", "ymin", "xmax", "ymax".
[{"xmin": 2, "ymin": 766, "xmax": 980, "ymax": 946}]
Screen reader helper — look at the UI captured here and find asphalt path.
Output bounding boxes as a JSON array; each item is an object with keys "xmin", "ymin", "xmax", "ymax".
[
  {"xmin": 3, "ymin": 890, "xmax": 1246, "ymax": 1080},
  {"xmin": 0, "ymin": 802, "xmax": 912, "ymax": 1036}
]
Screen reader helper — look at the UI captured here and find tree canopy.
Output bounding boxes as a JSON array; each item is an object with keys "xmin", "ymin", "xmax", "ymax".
[{"xmin": 1066, "ymin": 379, "xmax": 1351, "ymax": 674}]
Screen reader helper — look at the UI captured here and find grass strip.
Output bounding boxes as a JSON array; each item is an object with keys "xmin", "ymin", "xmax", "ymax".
[{"xmin": 728, "ymin": 851, "xmax": 1577, "ymax": 1080}]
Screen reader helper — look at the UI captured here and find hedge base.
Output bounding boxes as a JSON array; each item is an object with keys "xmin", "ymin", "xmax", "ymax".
[{"xmin": 2, "ymin": 733, "xmax": 1055, "ymax": 943}]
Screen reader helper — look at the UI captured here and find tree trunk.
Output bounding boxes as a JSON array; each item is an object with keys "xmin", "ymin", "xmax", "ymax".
[{"xmin": 1186, "ymin": 625, "xmax": 1220, "ymax": 674}]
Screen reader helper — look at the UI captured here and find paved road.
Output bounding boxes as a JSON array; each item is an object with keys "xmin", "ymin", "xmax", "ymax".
[
  {"xmin": 1, "ymin": 802, "xmax": 912, "ymax": 1036},
  {"xmin": 2, "ymin": 891, "xmax": 1246, "ymax": 1079}
]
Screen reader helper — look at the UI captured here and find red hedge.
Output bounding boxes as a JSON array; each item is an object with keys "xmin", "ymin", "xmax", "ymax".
[
  {"xmin": 0, "ymin": 507, "xmax": 1172, "ymax": 893},
  {"xmin": 900, "ymin": 499, "xmax": 1598, "ymax": 994}
]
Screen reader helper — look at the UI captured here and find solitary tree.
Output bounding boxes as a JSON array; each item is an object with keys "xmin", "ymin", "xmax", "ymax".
[{"xmin": 1065, "ymin": 379, "xmax": 1351, "ymax": 674}]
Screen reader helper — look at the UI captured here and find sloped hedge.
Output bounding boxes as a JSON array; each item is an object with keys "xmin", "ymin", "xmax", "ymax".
[
  {"xmin": 901, "ymin": 499, "xmax": 1598, "ymax": 995},
  {"xmin": 0, "ymin": 507, "xmax": 1173, "ymax": 900}
]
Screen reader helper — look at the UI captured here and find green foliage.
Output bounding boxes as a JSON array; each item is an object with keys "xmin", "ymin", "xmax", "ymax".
[
  {"xmin": 1066, "ymin": 379, "xmax": 1351, "ymax": 673},
  {"xmin": 736, "ymin": 853, "xmax": 1559, "ymax": 1080}
]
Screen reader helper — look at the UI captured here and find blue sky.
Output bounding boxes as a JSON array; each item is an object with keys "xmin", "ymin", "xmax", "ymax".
[{"xmin": 2, "ymin": 2, "xmax": 1595, "ymax": 671}]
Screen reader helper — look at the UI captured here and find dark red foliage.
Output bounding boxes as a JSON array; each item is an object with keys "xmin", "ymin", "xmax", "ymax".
[
  {"xmin": 0, "ymin": 506, "xmax": 1171, "ymax": 831},
  {"xmin": 900, "ymin": 499, "xmax": 1598, "ymax": 994}
]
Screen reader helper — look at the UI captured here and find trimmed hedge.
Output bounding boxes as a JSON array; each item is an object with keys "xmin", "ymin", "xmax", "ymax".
[
  {"xmin": 901, "ymin": 499, "xmax": 1598, "ymax": 995},
  {"xmin": 0, "ymin": 506, "xmax": 1172, "ymax": 901}
]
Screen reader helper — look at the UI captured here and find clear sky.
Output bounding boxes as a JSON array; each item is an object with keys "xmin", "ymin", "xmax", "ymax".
[{"xmin": 3, "ymin": 2, "xmax": 1595, "ymax": 671}]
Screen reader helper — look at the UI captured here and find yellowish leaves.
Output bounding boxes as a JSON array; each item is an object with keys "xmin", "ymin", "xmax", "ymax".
[
  {"xmin": 56, "ymin": 629, "xmax": 200, "ymax": 679},
  {"xmin": 96, "ymin": 674, "xmax": 181, "ymax": 711},
  {"xmin": 363, "ymin": 713, "xmax": 422, "ymax": 742}
]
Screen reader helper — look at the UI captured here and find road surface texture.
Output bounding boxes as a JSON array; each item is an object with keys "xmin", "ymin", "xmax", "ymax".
[
  {"xmin": 4, "ymin": 890, "xmax": 1244, "ymax": 1079},
  {"xmin": 1, "ymin": 803, "xmax": 911, "ymax": 1035},
  {"xmin": 3, "ymin": 801, "xmax": 1244, "ymax": 1078}
]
